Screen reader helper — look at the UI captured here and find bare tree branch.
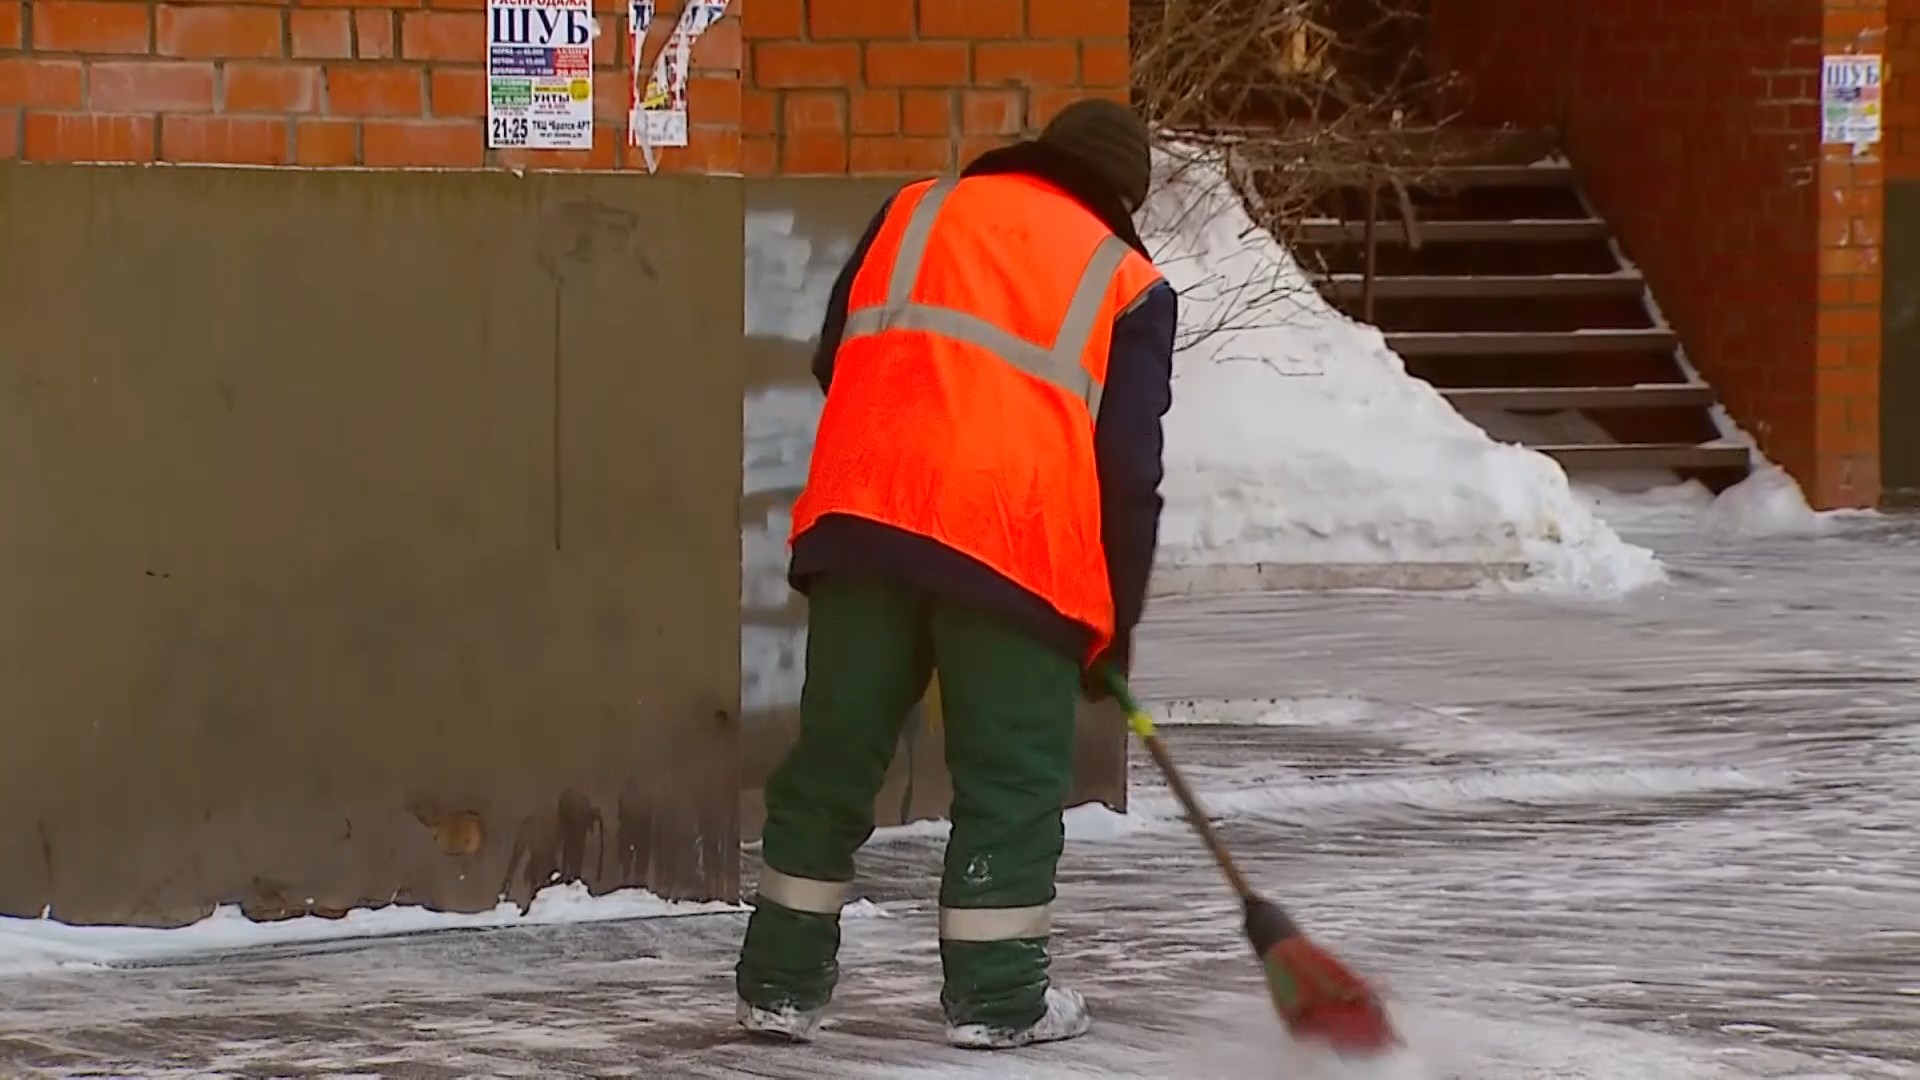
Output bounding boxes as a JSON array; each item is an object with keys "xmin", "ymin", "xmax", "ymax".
[{"xmin": 1132, "ymin": 0, "xmax": 1490, "ymax": 351}]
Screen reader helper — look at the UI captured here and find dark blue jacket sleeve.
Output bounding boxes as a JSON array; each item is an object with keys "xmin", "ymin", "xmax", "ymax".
[
  {"xmin": 1095, "ymin": 281, "xmax": 1177, "ymax": 638},
  {"xmin": 812, "ymin": 194, "xmax": 896, "ymax": 394}
]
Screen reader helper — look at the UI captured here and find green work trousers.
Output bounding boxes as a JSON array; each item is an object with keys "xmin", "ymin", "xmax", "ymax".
[{"xmin": 734, "ymin": 574, "xmax": 1082, "ymax": 1032}]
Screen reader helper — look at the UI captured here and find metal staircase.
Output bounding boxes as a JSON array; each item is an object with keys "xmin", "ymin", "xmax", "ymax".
[{"xmin": 1293, "ymin": 131, "xmax": 1752, "ymax": 484}]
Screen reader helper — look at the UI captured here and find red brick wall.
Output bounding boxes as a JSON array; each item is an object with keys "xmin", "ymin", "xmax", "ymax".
[
  {"xmin": 740, "ymin": 0, "xmax": 1129, "ymax": 177},
  {"xmin": 0, "ymin": 0, "xmax": 1135, "ymax": 176},
  {"xmin": 1430, "ymin": 0, "xmax": 1885, "ymax": 508},
  {"xmin": 0, "ymin": 0, "xmax": 742, "ymax": 171}
]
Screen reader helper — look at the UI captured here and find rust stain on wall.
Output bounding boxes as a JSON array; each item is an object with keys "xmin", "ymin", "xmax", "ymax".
[{"xmin": 0, "ymin": 163, "xmax": 744, "ymax": 925}]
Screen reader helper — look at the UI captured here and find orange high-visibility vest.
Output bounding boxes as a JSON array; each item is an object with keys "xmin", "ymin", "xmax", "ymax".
[{"xmin": 788, "ymin": 172, "xmax": 1165, "ymax": 659}]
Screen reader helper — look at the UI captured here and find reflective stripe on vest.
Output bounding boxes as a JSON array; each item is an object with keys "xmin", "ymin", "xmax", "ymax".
[
  {"xmin": 939, "ymin": 903, "xmax": 1053, "ymax": 942},
  {"xmin": 839, "ymin": 178, "xmax": 1131, "ymax": 417},
  {"xmin": 756, "ymin": 866, "xmax": 850, "ymax": 916}
]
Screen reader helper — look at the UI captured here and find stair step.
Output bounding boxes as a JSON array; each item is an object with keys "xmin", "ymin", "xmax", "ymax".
[
  {"xmin": 1536, "ymin": 443, "xmax": 1751, "ymax": 471},
  {"xmin": 1443, "ymin": 384, "xmax": 1714, "ymax": 410},
  {"xmin": 1296, "ymin": 218, "xmax": 1609, "ymax": 245},
  {"xmin": 1387, "ymin": 329, "xmax": 1678, "ymax": 357},
  {"xmin": 1321, "ymin": 272, "xmax": 1644, "ymax": 301}
]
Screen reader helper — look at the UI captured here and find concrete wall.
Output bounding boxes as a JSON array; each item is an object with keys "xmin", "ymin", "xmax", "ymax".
[
  {"xmin": 0, "ymin": 163, "xmax": 744, "ymax": 925},
  {"xmin": 740, "ymin": 177, "xmax": 1127, "ymax": 835},
  {"xmin": 1430, "ymin": 0, "xmax": 1885, "ymax": 508}
]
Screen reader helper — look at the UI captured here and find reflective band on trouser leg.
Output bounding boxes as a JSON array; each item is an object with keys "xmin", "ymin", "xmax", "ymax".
[
  {"xmin": 939, "ymin": 904, "xmax": 1053, "ymax": 942},
  {"xmin": 757, "ymin": 866, "xmax": 851, "ymax": 916}
]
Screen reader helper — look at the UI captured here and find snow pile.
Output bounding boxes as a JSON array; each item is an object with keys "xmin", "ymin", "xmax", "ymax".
[
  {"xmin": 1141, "ymin": 147, "xmax": 1664, "ymax": 595},
  {"xmin": 1576, "ymin": 466, "xmax": 1846, "ymax": 540},
  {"xmin": 838, "ymin": 898, "xmax": 893, "ymax": 920},
  {"xmin": 1479, "ymin": 405, "xmax": 1855, "ymax": 539},
  {"xmin": 0, "ymin": 882, "xmax": 755, "ymax": 978},
  {"xmin": 1708, "ymin": 465, "xmax": 1840, "ymax": 536}
]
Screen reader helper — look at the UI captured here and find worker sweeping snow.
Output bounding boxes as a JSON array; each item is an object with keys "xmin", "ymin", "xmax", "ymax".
[{"xmin": 733, "ymin": 98, "xmax": 1178, "ymax": 1050}]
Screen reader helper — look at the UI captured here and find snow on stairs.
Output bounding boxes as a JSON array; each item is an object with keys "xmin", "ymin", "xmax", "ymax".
[{"xmin": 1295, "ymin": 131, "xmax": 1752, "ymax": 486}]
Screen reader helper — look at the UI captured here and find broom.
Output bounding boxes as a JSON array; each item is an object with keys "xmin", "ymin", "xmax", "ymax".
[{"xmin": 1102, "ymin": 667, "xmax": 1401, "ymax": 1056}]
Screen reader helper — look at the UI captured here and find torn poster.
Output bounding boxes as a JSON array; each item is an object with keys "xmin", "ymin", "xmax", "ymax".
[
  {"xmin": 1820, "ymin": 54, "xmax": 1882, "ymax": 150},
  {"xmin": 487, "ymin": 0, "xmax": 596, "ymax": 151},
  {"xmin": 628, "ymin": 0, "xmax": 728, "ymax": 169}
]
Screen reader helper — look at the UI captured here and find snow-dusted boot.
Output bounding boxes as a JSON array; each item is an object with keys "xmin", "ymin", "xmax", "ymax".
[
  {"xmin": 946, "ymin": 986, "xmax": 1091, "ymax": 1050},
  {"xmin": 736, "ymin": 997, "xmax": 827, "ymax": 1044}
]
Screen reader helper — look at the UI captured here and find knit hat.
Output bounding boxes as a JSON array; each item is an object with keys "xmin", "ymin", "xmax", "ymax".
[{"xmin": 1037, "ymin": 98, "xmax": 1152, "ymax": 213}]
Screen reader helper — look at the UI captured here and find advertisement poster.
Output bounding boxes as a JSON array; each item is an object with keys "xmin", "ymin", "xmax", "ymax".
[
  {"xmin": 1821, "ymin": 54, "xmax": 1883, "ymax": 148},
  {"xmin": 487, "ymin": 0, "xmax": 595, "ymax": 151},
  {"xmin": 628, "ymin": 0, "xmax": 727, "ymax": 167}
]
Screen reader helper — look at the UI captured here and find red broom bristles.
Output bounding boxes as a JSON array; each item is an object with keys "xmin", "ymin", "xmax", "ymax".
[{"xmin": 1259, "ymin": 934, "xmax": 1399, "ymax": 1055}]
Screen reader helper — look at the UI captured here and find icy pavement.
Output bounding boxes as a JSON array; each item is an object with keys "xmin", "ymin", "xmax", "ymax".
[{"xmin": 2, "ymin": 516, "xmax": 1918, "ymax": 1078}]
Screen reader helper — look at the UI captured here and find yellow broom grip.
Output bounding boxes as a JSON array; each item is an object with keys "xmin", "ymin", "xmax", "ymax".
[
  {"xmin": 1100, "ymin": 666, "xmax": 1157, "ymax": 738},
  {"xmin": 925, "ymin": 671, "xmax": 943, "ymax": 732}
]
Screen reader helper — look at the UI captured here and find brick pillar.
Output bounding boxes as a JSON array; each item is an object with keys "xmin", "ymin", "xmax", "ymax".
[
  {"xmin": 0, "ymin": 0, "xmax": 742, "ymax": 172},
  {"xmin": 1815, "ymin": 0, "xmax": 1887, "ymax": 507},
  {"xmin": 741, "ymin": 0, "xmax": 1130, "ymax": 177}
]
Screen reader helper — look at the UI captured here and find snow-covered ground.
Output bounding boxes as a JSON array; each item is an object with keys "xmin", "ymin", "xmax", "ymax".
[
  {"xmin": 4, "ymin": 143, "xmax": 1905, "ymax": 1076},
  {"xmin": 0, "ymin": 884, "xmax": 742, "ymax": 978},
  {"xmin": 0, "ymin": 885, "xmax": 906, "ymax": 979},
  {"xmin": 1, "ymin": 514, "xmax": 1915, "ymax": 1078},
  {"xmin": 0, "ymin": 449, "xmax": 1904, "ymax": 1073}
]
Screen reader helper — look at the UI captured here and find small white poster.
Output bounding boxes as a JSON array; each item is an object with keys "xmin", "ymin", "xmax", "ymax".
[
  {"xmin": 1821, "ymin": 54, "xmax": 1882, "ymax": 148},
  {"xmin": 628, "ymin": 0, "xmax": 727, "ymax": 166},
  {"xmin": 487, "ymin": 0, "xmax": 596, "ymax": 151}
]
